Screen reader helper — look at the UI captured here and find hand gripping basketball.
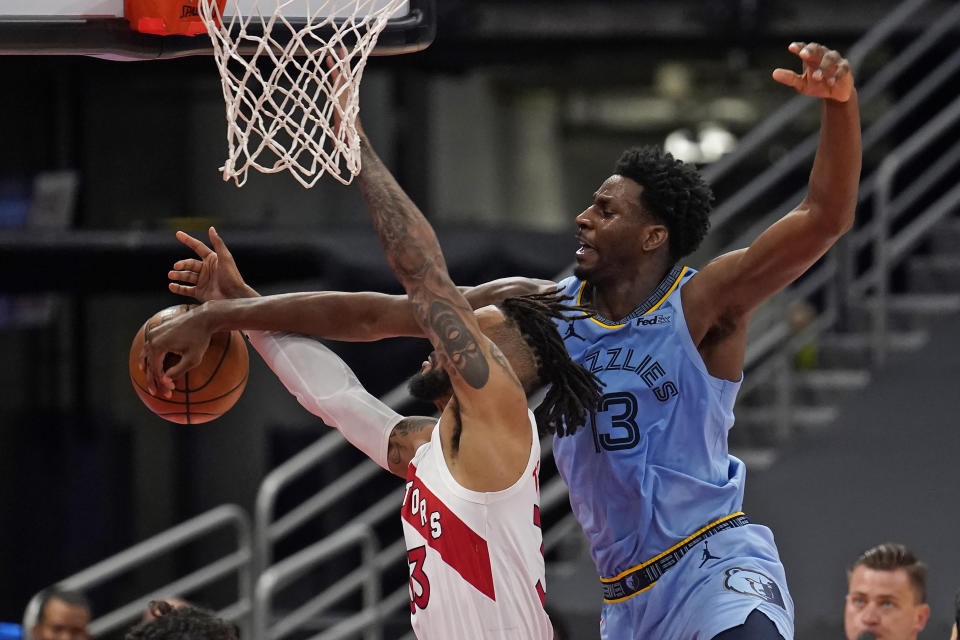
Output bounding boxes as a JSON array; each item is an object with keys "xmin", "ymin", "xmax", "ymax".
[{"xmin": 130, "ymin": 304, "xmax": 248, "ymax": 424}]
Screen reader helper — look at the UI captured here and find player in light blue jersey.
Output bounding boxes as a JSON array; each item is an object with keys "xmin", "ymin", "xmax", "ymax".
[{"xmin": 543, "ymin": 41, "xmax": 860, "ymax": 639}]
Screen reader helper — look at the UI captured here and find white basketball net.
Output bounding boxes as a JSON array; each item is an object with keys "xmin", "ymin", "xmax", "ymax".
[{"xmin": 199, "ymin": 0, "xmax": 406, "ymax": 187}]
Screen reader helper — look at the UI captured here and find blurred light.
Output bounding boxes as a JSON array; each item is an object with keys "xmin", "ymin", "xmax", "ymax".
[
  {"xmin": 698, "ymin": 123, "xmax": 737, "ymax": 162},
  {"xmin": 567, "ymin": 94, "xmax": 678, "ymax": 129},
  {"xmin": 708, "ymin": 97, "xmax": 758, "ymax": 124},
  {"xmin": 664, "ymin": 123, "xmax": 737, "ymax": 164},
  {"xmin": 664, "ymin": 129, "xmax": 702, "ymax": 163},
  {"xmin": 655, "ymin": 63, "xmax": 693, "ymax": 100}
]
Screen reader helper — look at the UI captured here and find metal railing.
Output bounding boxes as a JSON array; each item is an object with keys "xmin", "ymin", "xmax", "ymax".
[
  {"xmin": 868, "ymin": 96, "xmax": 960, "ymax": 364},
  {"xmin": 253, "ymin": 523, "xmax": 381, "ymax": 640},
  {"xmin": 22, "ymin": 505, "xmax": 252, "ymax": 637},
  {"xmin": 254, "ymin": 431, "xmax": 381, "ymax": 577},
  {"xmin": 703, "ymin": 0, "xmax": 960, "ymax": 440},
  {"xmin": 250, "ymin": 428, "xmax": 399, "ymax": 639}
]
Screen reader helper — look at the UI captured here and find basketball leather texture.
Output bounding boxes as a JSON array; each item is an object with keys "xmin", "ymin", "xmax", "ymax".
[{"xmin": 129, "ymin": 305, "xmax": 249, "ymax": 424}]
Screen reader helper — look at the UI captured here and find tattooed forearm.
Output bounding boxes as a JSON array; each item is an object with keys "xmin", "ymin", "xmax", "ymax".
[
  {"xmin": 356, "ymin": 137, "xmax": 446, "ymax": 285},
  {"xmin": 388, "ymin": 416, "xmax": 436, "ymax": 469},
  {"xmin": 429, "ymin": 300, "xmax": 489, "ymax": 388},
  {"xmin": 356, "ymin": 129, "xmax": 494, "ymax": 390},
  {"xmin": 392, "ymin": 416, "xmax": 436, "ymax": 437}
]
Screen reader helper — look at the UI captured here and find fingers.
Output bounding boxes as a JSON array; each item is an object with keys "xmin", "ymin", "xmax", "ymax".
[
  {"xmin": 171, "ymin": 257, "xmax": 203, "ymax": 273},
  {"xmin": 169, "ymin": 257, "xmax": 201, "ymax": 299},
  {"xmin": 169, "ymin": 282, "xmax": 195, "ymax": 298},
  {"xmin": 141, "ymin": 327, "xmax": 174, "ymax": 397},
  {"xmin": 176, "ymin": 230, "xmax": 213, "ymax": 258},
  {"xmin": 771, "ymin": 67, "xmax": 803, "ymax": 91},
  {"xmin": 776, "ymin": 41, "xmax": 853, "ymax": 101},
  {"xmin": 208, "ymin": 227, "xmax": 233, "ymax": 261},
  {"xmin": 794, "ymin": 42, "xmax": 848, "ymax": 80},
  {"xmin": 162, "ymin": 353, "xmax": 198, "ymax": 382},
  {"xmin": 169, "ymin": 267, "xmax": 200, "ymax": 285}
]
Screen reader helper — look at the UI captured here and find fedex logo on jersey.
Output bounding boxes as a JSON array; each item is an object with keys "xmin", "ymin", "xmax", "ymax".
[
  {"xmin": 635, "ymin": 313, "xmax": 671, "ymax": 326},
  {"xmin": 402, "ymin": 466, "xmax": 496, "ymax": 601}
]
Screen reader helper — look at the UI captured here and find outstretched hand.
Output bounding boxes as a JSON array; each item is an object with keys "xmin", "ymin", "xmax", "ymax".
[
  {"xmin": 168, "ymin": 227, "xmax": 257, "ymax": 302},
  {"xmin": 772, "ymin": 42, "xmax": 854, "ymax": 102}
]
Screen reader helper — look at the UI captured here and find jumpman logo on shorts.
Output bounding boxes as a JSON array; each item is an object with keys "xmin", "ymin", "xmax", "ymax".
[
  {"xmin": 699, "ymin": 540, "xmax": 721, "ymax": 568},
  {"xmin": 564, "ymin": 321, "xmax": 585, "ymax": 341}
]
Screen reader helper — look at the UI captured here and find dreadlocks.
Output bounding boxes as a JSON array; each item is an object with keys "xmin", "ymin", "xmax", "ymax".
[{"xmin": 499, "ymin": 291, "xmax": 603, "ymax": 437}]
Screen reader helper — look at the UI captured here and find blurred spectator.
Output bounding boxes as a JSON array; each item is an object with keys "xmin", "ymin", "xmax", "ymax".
[
  {"xmin": 125, "ymin": 601, "xmax": 236, "ymax": 640},
  {"xmin": 844, "ymin": 543, "xmax": 930, "ymax": 640},
  {"xmin": 31, "ymin": 590, "xmax": 90, "ymax": 640}
]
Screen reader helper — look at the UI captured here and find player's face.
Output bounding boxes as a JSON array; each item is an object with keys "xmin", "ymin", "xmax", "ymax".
[
  {"xmin": 32, "ymin": 599, "xmax": 90, "ymax": 640},
  {"xmin": 573, "ymin": 175, "xmax": 662, "ymax": 282},
  {"xmin": 844, "ymin": 566, "xmax": 929, "ymax": 640},
  {"xmin": 408, "ymin": 350, "xmax": 453, "ymax": 404},
  {"xmin": 407, "ymin": 307, "xmax": 511, "ymax": 405}
]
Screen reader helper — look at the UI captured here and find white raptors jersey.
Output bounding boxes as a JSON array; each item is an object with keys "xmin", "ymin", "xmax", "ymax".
[{"xmin": 401, "ymin": 409, "xmax": 553, "ymax": 640}]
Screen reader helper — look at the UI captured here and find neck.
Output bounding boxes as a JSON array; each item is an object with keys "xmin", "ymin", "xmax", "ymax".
[
  {"xmin": 433, "ymin": 395, "xmax": 451, "ymax": 412},
  {"xmin": 586, "ymin": 257, "xmax": 674, "ymax": 322}
]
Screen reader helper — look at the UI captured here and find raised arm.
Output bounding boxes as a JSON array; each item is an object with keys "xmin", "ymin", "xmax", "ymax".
[
  {"xmin": 353, "ymin": 123, "xmax": 531, "ymax": 438},
  {"xmin": 686, "ymin": 42, "xmax": 861, "ymax": 376}
]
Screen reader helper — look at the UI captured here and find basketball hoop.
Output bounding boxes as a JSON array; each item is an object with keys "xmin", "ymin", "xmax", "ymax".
[{"xmin": 198, "ymin": 0, "xmax": 407, "ymax": 187}]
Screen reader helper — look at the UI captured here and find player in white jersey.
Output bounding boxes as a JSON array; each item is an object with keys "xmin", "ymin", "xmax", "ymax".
[
  {"xmin": 401, "ymin": 403, "xmax": 548, "ymax": 638},
  {"xmin": 140, "ymin": 63, "xmax": 601, "ymax": 639}
]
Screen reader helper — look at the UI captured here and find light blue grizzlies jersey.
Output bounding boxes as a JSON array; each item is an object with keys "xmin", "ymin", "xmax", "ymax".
[{"xmin": 554, "ymin": 266, "xmax": 794, "ymax": 640}]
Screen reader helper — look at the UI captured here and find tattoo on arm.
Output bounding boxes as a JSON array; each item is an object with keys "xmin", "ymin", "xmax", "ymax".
[
  {"xmin": 388, "ymin": 417, "xmax": 436, "ymax": 467},
  {"xmin": 428, "ymin": 300, "xmax": 489, "ymax": 388},
  {"xmin": 356, "ymin": 135, "xmax": 495, "ymax": 392},
  {"xmin": 392, "ymin": 416, "xmax": 435, "ymax": 437}
]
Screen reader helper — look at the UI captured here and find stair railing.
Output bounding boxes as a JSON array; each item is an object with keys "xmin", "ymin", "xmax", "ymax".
[{"xmin": 22, "ymin": 505, "xmax": 252, "ymax": 638}]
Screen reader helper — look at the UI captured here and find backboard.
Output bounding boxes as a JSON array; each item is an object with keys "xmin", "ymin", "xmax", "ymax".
[{"xmin": 0, "ymin": 0, "xmax": 435, "ymax": 60}]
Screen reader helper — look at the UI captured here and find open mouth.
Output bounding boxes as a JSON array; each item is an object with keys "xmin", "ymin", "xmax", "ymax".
[{"xmin": 575, "ymin": 239, "xmax": 596, "ymax": 257}]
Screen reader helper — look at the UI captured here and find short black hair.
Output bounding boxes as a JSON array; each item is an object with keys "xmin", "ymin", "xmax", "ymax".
[
  {"xmin": 614, "ymin": 146, "xmax": 713, "ymax": 261},
  {"xmin": 499, "ymin": 292, "xmax": 602, "ymax": 437},
  {"xmin": 125, "ymin": 601, "xmax": 238, "ymax": 640},
  {"xmin": 37, "ymin": 589, "xmax": 91, "ymax": 622}
]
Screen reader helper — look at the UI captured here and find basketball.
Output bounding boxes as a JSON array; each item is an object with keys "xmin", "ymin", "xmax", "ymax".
[{"xmin": 128, "ymin": 305, "xmax": 249, "ymax": 424}]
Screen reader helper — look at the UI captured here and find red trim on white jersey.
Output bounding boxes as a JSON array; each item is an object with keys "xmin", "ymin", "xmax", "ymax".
[
  {"xmin": 403, "ymin": 464, "xmax": 496, "ymax": 600},
  {"xmin": 400, "ymin": 409, "xmax": 553, "ymax": 640}
]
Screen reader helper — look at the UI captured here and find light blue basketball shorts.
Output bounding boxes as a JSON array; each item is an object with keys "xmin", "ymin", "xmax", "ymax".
[{"xmin": 599, "ymin": 524, "xmax": 794, "ymax": 640}]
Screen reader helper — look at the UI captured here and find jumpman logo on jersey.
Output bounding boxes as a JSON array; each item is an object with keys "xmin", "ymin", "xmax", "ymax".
[
  {"xmin": 699, "ymin": 540, "xmax": 721, "ymax": 568},
  {"xmin": 564, "ymin": 321, "xmax": 585, "ymax": 341}
]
